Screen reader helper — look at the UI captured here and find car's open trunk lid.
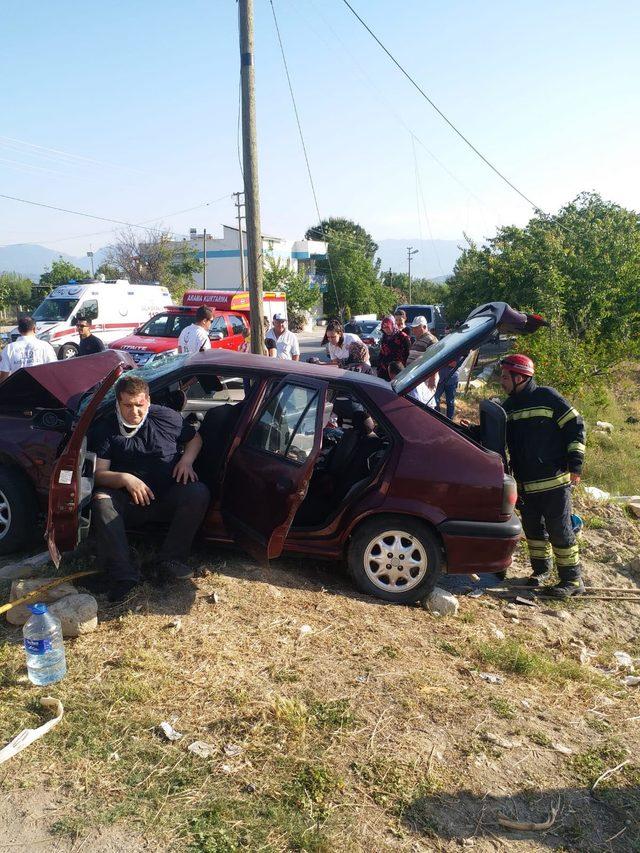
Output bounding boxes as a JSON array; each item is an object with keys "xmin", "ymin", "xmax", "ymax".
[{"xmin": 0, "ymin": 349, "xmax": 134, "ymax": 412}]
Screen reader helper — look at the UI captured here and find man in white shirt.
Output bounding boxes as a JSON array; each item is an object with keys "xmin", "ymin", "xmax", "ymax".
[
  {"xmin": 178, "ymin": 306, "xmax": 213, "ymax": 354},
  {"xmin": 0, "ymin": 316, "xmax": 57, "ymax": 381},
  {"xmin": 265, "ymin": 314, "xmax": 300, "ymax": 361}
]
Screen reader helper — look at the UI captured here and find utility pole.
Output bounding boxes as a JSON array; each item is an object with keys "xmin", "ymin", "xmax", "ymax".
[
  {"xmin": 407, "ymin": 246, "xmax": 419, "ymax": 303},
  {"xmin": 87, "ymin": 249, "xmax": 94, "ymax": 277},
  {"xmin": 238, "ymin": 0, "xmax": 265, "ymax": 355},
  {"xmin": 202, "ymin": 228, "xmax": 207, "ymax": 289},
  {"xmin": 233, "ymin": 191, "xmax": 246, "ymax": 290}
]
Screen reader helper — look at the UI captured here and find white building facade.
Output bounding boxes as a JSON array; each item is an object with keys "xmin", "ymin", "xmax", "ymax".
[{"xmin": 173, "ymin": 225, "xmax": 327, "ymax": 292}]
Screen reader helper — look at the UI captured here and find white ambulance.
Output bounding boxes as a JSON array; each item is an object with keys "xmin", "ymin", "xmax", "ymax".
[{"xmin": 13, "ymin": 279, "xmax": 173, "ymax": 359}]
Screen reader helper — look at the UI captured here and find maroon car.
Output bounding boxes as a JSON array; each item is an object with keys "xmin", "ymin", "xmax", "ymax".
[{"xmin": 0, "ymin": 302, "xmax": 545, "ymax": 604}]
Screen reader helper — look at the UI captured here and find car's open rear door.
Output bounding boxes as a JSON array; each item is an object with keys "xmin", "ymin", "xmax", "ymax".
[
  {"xmin": 221, "ymin": 376, "xmax": 328, "ymax": 563},
  {"xmin": 46, "ymin": 361, "xmax": 128, "ymax": 565}
]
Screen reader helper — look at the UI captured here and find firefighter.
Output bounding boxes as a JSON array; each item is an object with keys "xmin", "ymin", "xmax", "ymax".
[{"xmin": 500, "ymin": 354, "xmax": 586, "ymax": 598}]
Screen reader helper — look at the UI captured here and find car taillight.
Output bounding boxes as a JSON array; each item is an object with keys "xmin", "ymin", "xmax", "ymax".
[{"xmin": 501, "ymin": 474, "xmax": 517, "ymax": 516}]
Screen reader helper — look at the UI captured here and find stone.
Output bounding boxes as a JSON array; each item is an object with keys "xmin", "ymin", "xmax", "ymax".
[
  {"xmin": 0, "ymin": 551, "xmax": 52, "ymax": 581},
  {"xmin": 422, "ymin": 587, "xmax": 459, "ymax": 617},
  {"xmin": 6, "ymin": 579, "xmax": 78, "ymax": 626},
  {"xmin": 543, "ymin": 608, "xmax": 571, "ymax": 621},
  {"xmin": 627, "ymin": 556, "xmax": 640, "ymax": 576},
  {"xmin": 584, "ymin": 486, "xmax": 610, "ymax": 502},
  {"xmin": 603, "ymin": 549, "xmax": 624, "ymax": 566},
  {"xmin": 595, "ymin": 421, "xmax": 614, "ymax": 433},
  {"xmin": 627, "ymin": 502, "xmax": 640, "ymax": 520},
  {"xmin": 48, "ymin": 594, "xmax": 98, "ymax": 636}
]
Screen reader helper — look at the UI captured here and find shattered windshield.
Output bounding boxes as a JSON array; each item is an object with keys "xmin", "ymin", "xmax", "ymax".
[{"xmin": 77, "ymin": 352, "xmax": 189, "ymax": 415}]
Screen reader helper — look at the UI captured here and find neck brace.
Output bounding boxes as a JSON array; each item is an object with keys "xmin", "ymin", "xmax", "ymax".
[{"xmin": 116, "ymin": 401, "xmax": 148, "ymax": 438}]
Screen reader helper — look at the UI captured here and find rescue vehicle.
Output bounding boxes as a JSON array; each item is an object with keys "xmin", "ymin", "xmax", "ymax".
[
  {"xmin": 11, "ymin": 279, "xmax": 172, "ymax": 359},
  {"xmin": 109, "ymin": 290, "xmax": 287, "ymax": 367}
]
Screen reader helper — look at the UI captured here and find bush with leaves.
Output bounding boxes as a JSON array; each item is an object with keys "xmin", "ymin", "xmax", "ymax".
[{"xmin": 263, "ymin": 257, "xmax": 320, "ymax": 331}]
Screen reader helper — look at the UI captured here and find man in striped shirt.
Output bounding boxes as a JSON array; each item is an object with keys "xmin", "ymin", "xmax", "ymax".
[{"xmin": 500, "ymin": 354, "xmax": 586, "ymax": 598}]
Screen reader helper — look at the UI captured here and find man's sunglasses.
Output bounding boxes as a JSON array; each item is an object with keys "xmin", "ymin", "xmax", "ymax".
[{"xmin": 76, "ymin": 323, "xmax": 89, "ymax": 329}]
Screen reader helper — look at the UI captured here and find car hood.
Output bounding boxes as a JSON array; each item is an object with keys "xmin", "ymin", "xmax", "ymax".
[
  {"xmin": 392, "ymin": 302, "xmax": 547, "ymax": 396},
  {"xmin": 110, "ymin": 335, "xmax": 178, "ymax": 352},
  {"xmin": 0, "ymin": 349, "xmax": 135, "ymax": 412}
]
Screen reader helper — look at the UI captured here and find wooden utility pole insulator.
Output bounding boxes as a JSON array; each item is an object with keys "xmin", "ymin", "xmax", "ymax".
[{"xmin": 238, "ymin": 0, "xmax": 265, "ymax": 356}]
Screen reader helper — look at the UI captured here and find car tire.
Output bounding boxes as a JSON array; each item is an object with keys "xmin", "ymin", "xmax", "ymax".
[
  {"xmin": 0, "ymin": 466, "xmax": 39, "ymax": 555},
  {"xmin": 348, "ymin": 515, "xmax": 442, "ymax": 604},
  {"xmin": 59, "ymin": 343, "xmax": 79, "ymax": 359}
]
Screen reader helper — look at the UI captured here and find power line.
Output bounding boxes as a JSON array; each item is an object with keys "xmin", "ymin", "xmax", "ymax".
[
  {"xmin": 0, "ymin": 135, "xmax": 148, "ymax": 175},
  {"xmin": 339, "ymin": 0, "xmax": 545, "ymax": 214},
  {"xmin": 0, "ymin": 193, "xmax": 233, "ymax": 247},
  {"xmin": 269, "ymin": 0, "xmax": 341, "ymax": 313}
]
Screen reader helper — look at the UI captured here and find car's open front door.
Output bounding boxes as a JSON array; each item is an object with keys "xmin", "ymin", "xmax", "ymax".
[
  {"xmin": 221, "ymin": 376, "xmax": 328, "ymax": 563},
  {"xmin": 46, "ymin": 362, "xmax": 128, "ymax": 566}
]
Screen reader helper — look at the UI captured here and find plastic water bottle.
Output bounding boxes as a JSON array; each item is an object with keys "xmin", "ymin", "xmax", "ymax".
[{"xmin": 23, "ymin": 603, "xmax": 67, "ymax": 686}]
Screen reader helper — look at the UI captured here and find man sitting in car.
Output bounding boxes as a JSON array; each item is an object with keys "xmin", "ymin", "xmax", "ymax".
[{"xmin": 89, "ymin": 375, "xmax": 210, "ymax": 602}]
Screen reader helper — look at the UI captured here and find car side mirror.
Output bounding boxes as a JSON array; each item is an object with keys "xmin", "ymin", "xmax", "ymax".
[
  {"xmin": 209, "ymin": 332, "xmax": 223, "ymax": 342},
  {"xmin": 134, "ymin": 328, "xmax": 141, "ymax": 335}
]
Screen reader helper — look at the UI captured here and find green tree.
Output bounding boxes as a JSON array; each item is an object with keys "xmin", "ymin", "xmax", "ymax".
[
  {"xmin": 304, "ymin": 218, "xmax": 392, "ymax": 317},
  {"xmin": 105, "ymin": 228, "xmax": 203, "ymax": 301},
  {"xmin": 95, "ymin": 262, "xmax": 122, "ymax": 279},
  {"xmin": 39, "ymin": 259, "xmax": 90, "ymax": 290},
  {"xmin": 445, "ymin": 193, "xmax": 640, "ymax": 377},
  {"xmin": 0, "ymin": 273, "xmax": 33, "ymax": 312},
  {"xmin": 263, "ymin": 257, "xmax": 320, "ymax": 331}
]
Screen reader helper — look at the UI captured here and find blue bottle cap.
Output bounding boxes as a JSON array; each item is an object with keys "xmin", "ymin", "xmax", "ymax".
[{"xmin": 28, "ymin": 602, "xmax": 48, "ymax": 615}]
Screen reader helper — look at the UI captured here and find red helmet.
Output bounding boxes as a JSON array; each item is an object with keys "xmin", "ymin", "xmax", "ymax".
[{"xmin": 500, "ymin": 354, "xmax": 535, "ymax": 377}]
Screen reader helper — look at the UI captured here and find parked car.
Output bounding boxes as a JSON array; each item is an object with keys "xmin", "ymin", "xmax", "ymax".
[
  {"xmin": 395, "ymin": 304, "xmax": 447, "ymax": 337},
  {"xmin": 0, "ymin": 302, "xmax": 547, "ymax": 604},
  {"xmin": 110, "ymin": 305, "xmax": 249, "ymax": 367},
  {"xmin": 343, "ymin": 320, "xmax": 382, "ymax": 365}
]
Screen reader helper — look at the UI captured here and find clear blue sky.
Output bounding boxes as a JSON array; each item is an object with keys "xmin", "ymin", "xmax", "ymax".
[{"xmin": 1, "ymin": 0, "xmax": 638, "ymax": 256}]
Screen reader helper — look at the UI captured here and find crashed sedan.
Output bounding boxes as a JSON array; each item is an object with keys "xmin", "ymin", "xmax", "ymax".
[{"xmin": 0, "ymin": 302, "xmax": 546, "ymax": 604}]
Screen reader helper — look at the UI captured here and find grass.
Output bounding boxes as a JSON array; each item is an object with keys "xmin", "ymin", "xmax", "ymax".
[
  {"xmin": 488, "ymin": 696, "xmax": 516, "ymax": 719},
  {"xmin": 470, "ymin": 639, "xmax": 592, "ymax": 683}
]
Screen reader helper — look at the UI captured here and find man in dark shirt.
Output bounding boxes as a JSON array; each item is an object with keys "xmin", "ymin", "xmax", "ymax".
[
  {"xmin": 76, "ymin": 318, "xmax": 105, "ymax": 356},
  {"xmin": 89, "ymin": 375, "xmax": 210, "ymax": 601}
]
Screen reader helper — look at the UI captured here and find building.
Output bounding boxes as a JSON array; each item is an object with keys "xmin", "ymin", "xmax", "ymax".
[{"xmin": 174, "ymin": 225, "xmax": 328, "ymax": 292}]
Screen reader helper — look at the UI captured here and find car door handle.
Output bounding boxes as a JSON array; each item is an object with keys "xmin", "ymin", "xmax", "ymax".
[{"xmin": 275, "ymin": 478, "xmax": 293, "ymax": 493}]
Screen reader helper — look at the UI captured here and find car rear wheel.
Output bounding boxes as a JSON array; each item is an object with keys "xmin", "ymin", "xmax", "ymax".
[
  {"xmin": 348, "ymin": 515, "xmax": 442, "ymax": 603},
  {"xmin": 59, "ymin": 343, "xmax": 79, "ymax": 359},
  {"xmin": 0, "ymin": 467, "xmax": 39, "ymax": 555}
]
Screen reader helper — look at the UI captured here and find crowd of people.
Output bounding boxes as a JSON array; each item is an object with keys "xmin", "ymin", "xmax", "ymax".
[{"xmin": 0, "ymin": 306, "xmax": 586, "ymax": 602}]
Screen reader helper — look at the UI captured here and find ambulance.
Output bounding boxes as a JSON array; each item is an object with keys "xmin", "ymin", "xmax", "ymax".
[
  {"xmin": 12, "ymin": 279, "xmax": 173, "ymax": 359},
  {"xmin": 109, "ymin": 290, "xmax": 287, "ymax": 367}
]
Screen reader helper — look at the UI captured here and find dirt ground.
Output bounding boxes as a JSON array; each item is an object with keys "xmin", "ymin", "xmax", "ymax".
[{"xmin": 1, "ymin": 498, "xmax": 639, "ymax": 851}]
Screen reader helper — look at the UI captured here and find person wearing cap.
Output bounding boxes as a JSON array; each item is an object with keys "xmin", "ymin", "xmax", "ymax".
[
  {"xmin": 406, "ymin": 316, "xmax": 438, "ymax": 366},
  {"xmin": 265, "ymin": 314, "xmax": 300, "ymax": 360},
  {"xmin": 499, "ymin": 353, "xmax": 586, "ymax": 598}
]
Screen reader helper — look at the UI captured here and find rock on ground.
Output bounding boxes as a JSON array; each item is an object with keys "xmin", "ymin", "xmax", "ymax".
[
  {"xmin": 6, "ymin": 579, "xmax": 78, "ymax": 626},
  {"xmin": 0, "ymin": 552, "xmax": 51, "ymax": 581},
  {"xmin": 422, "ymin": 587, "xmax": 459, "ymax": 616},
  {"xmin": 48, "ymin": 594, "xmax": 98, "ymax": 637}
]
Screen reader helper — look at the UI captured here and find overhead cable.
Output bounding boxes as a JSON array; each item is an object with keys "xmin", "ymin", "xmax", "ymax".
[
  {"xmin": 269, "ymin": 0, "xmax": 341, "ymax": 313},
  {"xmin": 339, "ymin": 0, "xmax": 545, "ymax": 214}
]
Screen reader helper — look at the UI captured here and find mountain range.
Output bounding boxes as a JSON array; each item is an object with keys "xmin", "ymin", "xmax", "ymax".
[
  {"xmin": 0, "ymin": 238, "xmax": 464, "ymax": 282},
  {"xmin": 0, "ymin": 244, "xmax": 109, "ymax": 280}
]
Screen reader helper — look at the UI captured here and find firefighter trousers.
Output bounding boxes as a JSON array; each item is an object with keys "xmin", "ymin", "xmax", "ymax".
[{"xmin": 518, "ymin": 485, "xmax": 581, "ymax": 580}]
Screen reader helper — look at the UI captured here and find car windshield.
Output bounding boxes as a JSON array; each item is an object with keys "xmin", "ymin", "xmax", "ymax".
[
  {"xmin": 76, "ymin": 353, "xmax": 189, "ymax": 415},
  {"xmin": 32, "ymin": 298, "xmax": 79, "ymax": 322},
  {"xmin": 137, "ymin": 313, "xmax": 194, "ymax": 338},
  {"xmin": 392, "ymin": 315, "xmax": 495, "ymax": 394}
]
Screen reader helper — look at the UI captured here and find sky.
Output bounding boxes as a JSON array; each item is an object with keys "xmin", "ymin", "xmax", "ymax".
[{"xmin": 1, "ymin": 0, "xmax": 639, "ymax": 259}]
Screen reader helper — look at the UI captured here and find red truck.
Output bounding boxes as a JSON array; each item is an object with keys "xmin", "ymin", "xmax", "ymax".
[{"xmin": 109, "ymin": 290, "xmax": 287, "ymax": 367}]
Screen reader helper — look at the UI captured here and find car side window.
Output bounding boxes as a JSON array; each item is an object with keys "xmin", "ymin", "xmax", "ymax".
[
  {"xmin": 246, "ymin": 384, "xmax": 319, "ymax": 462},
  {"xmin": 228, "ymin": 314, "xmax": 245, "ymax": 336},
  {"xmin": 210, "ymin": 316, "xmax": 228, "ymax": 338},
  {"xmin": 79, "ymin": 299, "xmax": 98, "ymax": 321}
]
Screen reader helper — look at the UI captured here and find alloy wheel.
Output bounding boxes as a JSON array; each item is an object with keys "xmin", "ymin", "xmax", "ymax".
[
  {"xmin": 0, "ymin": 489, "xmax": 12, "ymax": 540},
  {"xmin": 363, "ymin": 529, "xmax": 428, "ymax": 592}
]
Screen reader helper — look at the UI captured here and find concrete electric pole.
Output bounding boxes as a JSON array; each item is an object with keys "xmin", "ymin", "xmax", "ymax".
[
  {"xmin": 202, "ymin": 229, "xmax": 207, "ymax": 289},
  {"xmin": 407, "ymin": 246, "xmax": 419, "ymax": 303},
  {"xmin": 233, "ymin": 191, "xmax": 246, "ymax": 290},
  {"xmin": 238, "ymin": 0, "xmax": 265, "ymax": 355}
]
